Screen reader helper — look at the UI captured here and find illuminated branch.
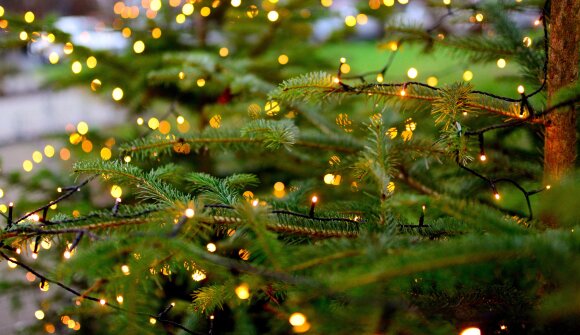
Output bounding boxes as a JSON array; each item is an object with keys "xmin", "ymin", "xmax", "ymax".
[{"xmin": 0, "ymin": 250, "xmax": 201, "ymax": 335}]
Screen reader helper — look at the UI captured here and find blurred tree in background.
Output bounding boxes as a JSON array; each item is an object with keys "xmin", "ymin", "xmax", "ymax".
[{"xmin": 0, "ymin": 1, "xmax": 579, "ymax": 334}]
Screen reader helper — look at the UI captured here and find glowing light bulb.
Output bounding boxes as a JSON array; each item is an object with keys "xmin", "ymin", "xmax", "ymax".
[
  {"xmin": 121, "ymin": 265, "xmax": 130, "ymax": 275},
  {"xmin": 400, "ymin": 89, "xmax": 406, "ymax": 96},
  {"xmin": 460, "ymin": 327, "xmax": 481, "ymax": 335},
  {"xmin": 235, "ymin": 283, "xmax": 250, "ymax": 299},
  {"xmin": 206, "ymin": 243, "xmax": 217, "ymax": 252},
  {"xmin": 517, "ymin": 85, "xmax": 525, "ymax": 94},
  {"xmin": 546, "ymin": 185, "xmax": 551, "ymax": 190},
  {"xmin": 99, "ymin": 299, "xmax": 106, "ymax": 305},
  {"xmin": 289, "ymin": 313, "xmax": 306, "ymax": 326},
  {"xmin": 480, "ymin": 154, "xmax": 487, "ymax": 161},
  {"xmin": 185, "ymin": 208, "xmax": 195, "ymax": 218},
  {"xmin": 63, "ymin": 250, "xmax": 71, "ymax": 259},
  {"xmin": 311, "ymin": 195, "xmax": 318, "ymax": 203},
  {"xmin": 494, "ymin": 193, "xmax": 500, "ymax": 200},
  {"xmin": 116, "ymin": 295, "xmax": 124, "ymax": 303}
]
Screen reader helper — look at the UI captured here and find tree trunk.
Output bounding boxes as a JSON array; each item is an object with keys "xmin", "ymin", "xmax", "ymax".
[{"xmin": 543, "ymin": 0, "xmax": 580, "ymax": 182}]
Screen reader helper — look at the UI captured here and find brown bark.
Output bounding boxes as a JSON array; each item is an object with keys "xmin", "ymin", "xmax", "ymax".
[{"xmin": 543, "ymin": 0, "xmax": 580, "ymax": 182}]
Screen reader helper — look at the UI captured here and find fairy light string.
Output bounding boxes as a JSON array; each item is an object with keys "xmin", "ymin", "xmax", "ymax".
[{"xmin": 0, "ymin": 250, "xmax": 201, "ymax": 335}]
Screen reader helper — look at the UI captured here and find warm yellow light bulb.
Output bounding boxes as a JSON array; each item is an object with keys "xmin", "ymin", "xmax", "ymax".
[
  {"xmin": 517, "ymin": 85, "xmax": 525, "ymax": 94},
  {"xmin": 407, "ymin": 67, "xmax": 418, "ymax": 79},
  {"xmin": 206, "ymin": 243, "xmax": 217, "ymax": 252},
  {"xmin": 112, "ymin": 87, "xmax": 124, "ymax": 101},
  {"xmin": 460, "ymin": 327, "xmax": 481, "ymax": 335},
  {"xmin": 24, "ymin": 11, "xmax": 35, "ymax": 23},
  {"xmin": 133, "ymin": 40, "xmax": 145, "ymax": 54},
  {"xmin": 289, "ymin": 313, "xmax": 307, "ymax": 326},
  {"xmin": 185, "ymin": 208, "xmax": 195, "ymax": 218},
  {"xmin": 235, "ymin": 283, "xmax": 250, "ymax": 299}
]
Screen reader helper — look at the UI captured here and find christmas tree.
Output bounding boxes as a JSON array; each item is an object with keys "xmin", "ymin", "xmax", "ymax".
[{"xmin": 0, "ymin": 0, "xmax": 579, "ymax": 334}]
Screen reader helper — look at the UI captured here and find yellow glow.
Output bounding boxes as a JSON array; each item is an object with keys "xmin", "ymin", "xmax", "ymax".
[
  {"xmin": 99, "ymin": 299, "xmax": 106, "ymax": 306},
  {"xmin": 35, "ymin": 310, "xmax": 45, "ymax": 320},
  {"xmin": 462, "ymin": 70, "xmax": 473, "ymax": 81},
  {"xmin": 169, "ymin": 0, "xmax": 182, "ymax": 7},
  {"xmin": 311, "ymin": 195, "xmax": 318, "ymax": 203},
  {"xmin": 182, "ymin": 3, "xmax": 194, "ymax": 15},
  {"xmin": 247, "ymin": 5, "xmax": 259, "ymax": 18},
  {"xmin": 274, "ymin": 182, "xmax": 285, "ymax": 191},
  {"xmin": 124, "ymin": 155, "xmax": 132, "ymax": 163},
  {"xmin": 384, "ymin": 0, "xmax": 395, "ymax": 6},
  {"xmin": 200, "ymin": 7, "xmax": 211, "ymax": 17},
  {"xmin": 345, "ymin": 15, "xmax": 356, "ymax": 27},
  {"xmin": 209, "ymin": 115, "xmax": 221, "ymax": 128},
  {"xmin": 480, "ymin": 154, "xmax": 487, "ymax": 161},
  {"xmin": 265, "ymin": 100, "xmax": 281, "ymax": 116},
  {"xmin": 112, "ymin": 87, "xmax": 124, "ymax": 101},
  {"xmin": 517, "ymin": 85, "xmax": 525, "ymax": 94},
  {"xmin": 176, "ymin": 13, "xmax": 186, "ymax": 24},
  {"xmin": 32, "ymin": 151, "xmax": 43, "ymax": 163},
  {"xmin": 376, "ymin": 73, "xmax": 384, "ymax": 82},
  {"xmin": 86, "ymin": 56, "xmax": 97, "ymax": 68},
  {"xmin": 219, "ymin": 47, "xmax": 229, "ymax": 57},
  {"xmin": 407, "ymin": 67, "xmax": 418, "ymax": 79},
  {"xmin": 149, "ymin": 317, "xmax": 157, "ymax": 324},
  {"xmin": 116, "ymin": 295, "xmax": 124, "ymax": 303},
  {"xmin": 460, "ymin": 327, "xmax": 481, "ymax": 335},
  {"xmin": 321, "ymin": 0, "xmax": 333, "ymax": 7},
  {"xmin": 151, "ymin": 27, "xmax": 162, "ymax": 39},
  {"xmin": 197, "ymin": 78, "xmax": 206, "ymax": 87},
  {"xmin": 340, "ymin": 63, "xmax": 351, "ymax": 73},
  {"xmin": 48, "ymin": 52, "xmax": 60, "ymax": 64},
  {"xmin": 177, "ymin": 116, "xmax": 185, "ymax": 124},
  {"xmin": 121, "ymin": 264, "xmax": 130, "ymax": 275},
  {"xmin": 39, "ymin": 281, "xmax": 49, "ymax": 291},
  {"xmin": 90, "ymin": 78, "xmax": 102, "ymax": 91},
  {"xmin": 43, "ymin": 145, "xmax": 55, "ymax": 158},
  {"xmin": 7, "ymin": 258, "xmax": 17, "ymax": 269},
  {"xmin": 71, "ymin": 61, "xmax": 82, "ymax": 74},
  {"xmin": 206, "ymin": 243, "xmax": 217, "ymax": 252},
  {"xmin": 443, "ymin": 0, "xmax": 451, "ymax": 4},
  {"xmin": 398, "ymin": 0, "xmax": 409, "ymax": 4},
  {"xmin": 523, "ymin": 36, "xmax": 532, "ymax": 47},
  {"xmin": 185, "ymin": 208, "xmax": 195, "ymax": 218},
  {"xmin": 356, "ymin": 14, "xmax": 368, "ymax": 25},
  {"xmin": 63, "ymin": 250, "xmax": 71, "ymax": 259},
  {"xmin": 0, "ymin": 189, "xmax": 3, "ymax": 198},
  {"xmin": 426, "ymin": 76, "xmax": 438, "ymax": 86},
  {"xmin": 235, "ymin": 283, "xmax": 250, "ymax": 299},
  {"xmin": 0, "ymin": 6, "xmax": 4, "ymax": 17},
  {"xmin": 111, "ymin": 185, "xmax": 123, "ymax": 198},
  {"xmin": 289, "ymin": 313, "xmax": 306, "ymax": 326},
  {"xmin": 497, "ymin": 58, "xmax": 506, "ymax": 68},
  {"xmin": 192, "ymin": 269, "xmax": 207, "ymax": 281},
  {"xmin": 150, "ymin": 0, "xmax": 162, "ymax": 11},
  {"xmin": 24, "ymin": 11, "xmax": 35, "ymax": 23},
  {"xmin": 278, "ymin": 54, "xmax": 289, "ymax": 65},
  {"xmin": 23, "ymin": 160, "xmax": 33, "ymax": 172},
  {"xmin": 475, "ymin": 13, "xmax": 484, "ymax": 22},
  {"xmin": 122, "ymin": 27, "xmax": 132, "ymax": 38},
  {"xmin": 100, "ymin": 147, "xmax": 112, "ymax": 160},
  {"xmin": 267, "ymin": 11, "xmax": 279, "ymax": 22},
  {"xmin": 19, "ymin": 31, "xmax": 28, "ymax": 41},
  {"xmin": 148, "ymin": 117, "xmax": 160, "ymax": 129},
  {"xmin": 77, "ymin": 121, "xmax": 89, "ymax": 135},
  {"xmin": 137, "ymin": 117, "xmax": 144, "ymax": 125},
  {"xmin": 133, "ymin": 40, "xmax": 145, "ymax": 53},
  {"xmin": 63, "ymin": 42, "xmax": 74, "ymax": 55}
]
